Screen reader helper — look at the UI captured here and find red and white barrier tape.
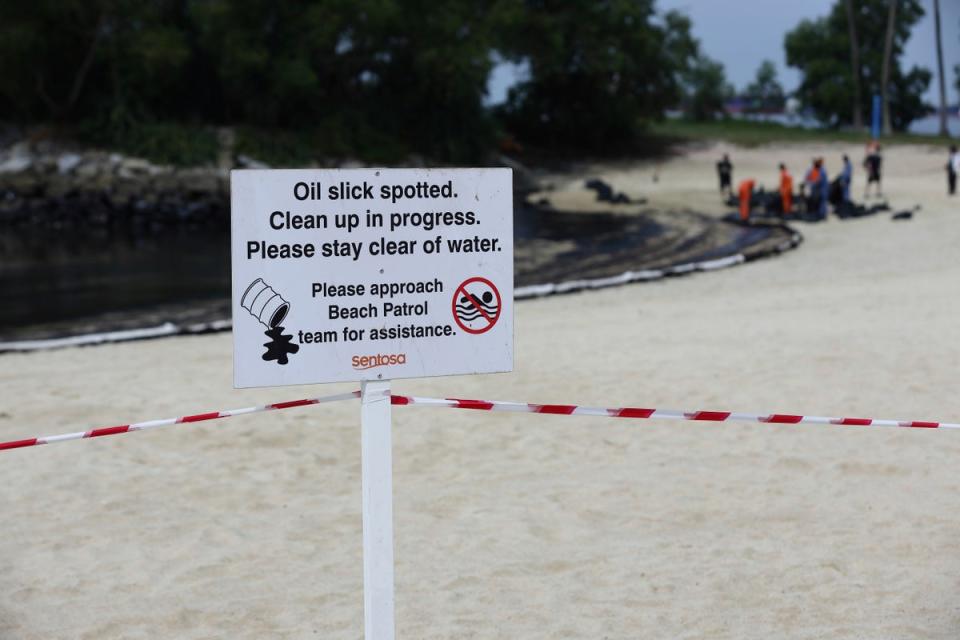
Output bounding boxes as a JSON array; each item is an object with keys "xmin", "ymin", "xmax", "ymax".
[
  {"xmin": 2, "ymin": 391, "xmax": 958, "ymax": 453},
  {"xmin": 0, "ymin": 390, "xmax": 360, "ymax": 452},
  {"xmin": 391, "ymin": 395, "xmax": 960, "ymax": 430}
]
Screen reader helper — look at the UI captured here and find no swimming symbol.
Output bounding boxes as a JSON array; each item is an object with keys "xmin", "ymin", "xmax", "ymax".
[{"xmin": 452, "ymin": 277, "xmax": 502, "ymax": 335}]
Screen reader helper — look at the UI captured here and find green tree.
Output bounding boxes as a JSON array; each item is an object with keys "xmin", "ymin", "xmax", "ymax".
[
  {"xmin": 0, "ymin": 0, "xmax": 506, "ymax": 162},
  {"xmin": 495, "ymin": 2, "xmax": 699, "ymax": 150},
  {"xmin": 743, "ymin": 60, "xmax": 785, "ymax": 113},
  {"xmin": 0, "ymin": 0, "xmax": 716, "ymax": 161},
  {"xmin": 684, "ymin": 55, "xmax": 731, "ymax": 121},
  {"xmin": 359, "ymin": 0, "xmax": 505, "ymax": 161},
  {"xmin": 784, "ymin": 0, "xmax": 931, "ymax": 130},
  {"xmin": 191, "ymin": 0, "xmax": 501, "ymax": 160},
  {"xmin": 0, "ymin": 1, "xmax": 192, "ymax": 123}
]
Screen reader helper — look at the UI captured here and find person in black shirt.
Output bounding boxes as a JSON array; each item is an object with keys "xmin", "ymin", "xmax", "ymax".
[
  {"xmin": 716, "ymin": 154, "xmax": 733, "ymax": 198},
  {"xmin": 863, "ymin": 143, "xmax": 883, "ymax": 199}
]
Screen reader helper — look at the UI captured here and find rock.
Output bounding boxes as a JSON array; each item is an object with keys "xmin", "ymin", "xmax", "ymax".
[
  {"xmin": 116, "ymin": 157, "xmax": 153, "ymax": 179},
  {"xmin": 0, "ymin": 153, "xmax": 32, "ymax": 175},
  {"xmin": 0, "ymin": 140, "xmax": 228, "ymax": 229},
  {"xmin": 150, "ymin": 170, "xmax": 180, "ymax": 193},
  {"xmin": 177, "ymin": 168, "xmax": 220, "ymax": 194},
  {"xmin": 496, "ymin": 154, "xmax": 541, "ymax": 193},
  {"xmin": 75, "ymin": 161, "xmax": 102, "ymax": 180},
  {"xmin": 217, "ymin": 127, "xmax": 236, "ymax": 170},
  {"xmin": 0, "ymin": 171, "xmax": 42, "ymax": 196},
  {"xmin": 56, "ymin": 153, "xmax": 82, "ymax": 175},
  {"xmin": 112, "ymin": 177, "xmax": 143, "ymax": 205},
  {"xmin": 88, "ymin": 172, "xmax": 114, "ymax": 192},
  {"xmin": 236, "ymin": 154, "xmax": 270, "ymax": 169},
  {"xmin": 45, "ymin": 175, "xmax": 76, "ymax": 199}
]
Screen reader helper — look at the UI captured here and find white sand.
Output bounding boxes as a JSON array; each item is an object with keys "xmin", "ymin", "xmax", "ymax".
[{"xmin": 2, "ymin": 143, "xmax": 959, "ymax": 638}]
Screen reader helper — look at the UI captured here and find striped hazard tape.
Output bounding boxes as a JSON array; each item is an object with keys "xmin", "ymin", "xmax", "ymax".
[
  {"xmin": 391, "ymin": 395, "xmax": 959, "ymax": 429},
  {"xmin": 2, "ymin": 391, "xmax": 957, "ymax": 453},
  {"xmin": 0, "ymin": 391, "xmax": 359, "ymax": 451}
]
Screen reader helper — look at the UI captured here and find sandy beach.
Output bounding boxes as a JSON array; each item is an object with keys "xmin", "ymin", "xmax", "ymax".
[{"xmin": 2, "ymin": 142, "xmax": 959, "ymax": 638}]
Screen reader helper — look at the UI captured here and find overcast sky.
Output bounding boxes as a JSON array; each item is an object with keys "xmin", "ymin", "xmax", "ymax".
[{"xmin": 487, "ymin": 0, "xmax": 960, "ymax": 105}]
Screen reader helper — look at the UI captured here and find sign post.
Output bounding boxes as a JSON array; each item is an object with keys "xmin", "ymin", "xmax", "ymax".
[
  {"xmin": 360, "ymin": 379, "xmax": 395, "ymax": 640},
  {"xmin": 230, "ymin": 168, "xmax": 513, "ymax": 637}
]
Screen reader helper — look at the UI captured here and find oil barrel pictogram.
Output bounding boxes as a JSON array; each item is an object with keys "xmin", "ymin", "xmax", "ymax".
[{"xmin": 452, "ymin": 277, "xmax": 502, "ymax": 335}]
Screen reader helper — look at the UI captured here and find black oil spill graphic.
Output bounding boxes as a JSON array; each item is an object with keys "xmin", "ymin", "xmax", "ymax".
[{"xmin": 262, "ymin": 325, "xmax": 299, "ymax": 365}]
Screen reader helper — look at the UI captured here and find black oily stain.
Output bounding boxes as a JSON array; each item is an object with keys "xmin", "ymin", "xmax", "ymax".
[
  {"xmin": 262, "ymin": 325, "xmax": 299, "ymax": 365},
  {"xmin": 513, "ymin": 198, "xmax": 796, "ymax": 287}
]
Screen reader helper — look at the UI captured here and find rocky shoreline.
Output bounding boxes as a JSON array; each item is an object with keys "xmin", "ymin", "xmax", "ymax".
[
  {"xmin": 0, "ymin": 138, "xmax": 542, "ymax": 229},
  {"xmin": 0, "ymin": 141, "xmax": 235, "ymax": 228}
]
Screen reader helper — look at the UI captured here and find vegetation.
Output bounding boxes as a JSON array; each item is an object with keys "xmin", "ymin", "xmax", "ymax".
[
  {"xmin": 0, "ymin": 0, "xmax": 943, "ymax": 166},
  {"xmin": 0, "ymin": 0, "xmax": 510, "ymax": 163},
  {"xmin": 652, "ymin": 118, "xmax": 954, "ymax": 148},
  {"xmin": 492, "ymin": 3, "xmax": 703, "ymax": 151},
  {"xmin": 679, "ymin": 55, "xmax": 731, "ymax": 122},
  {"xmin": 743, "ymin": 61, "xmax": 786, "ymax": 114},
  {"xmin": 0, "ymin": 0, "xmax": 714, "ymax": 164},
  {"xmin": 784, "ymin": 0, "xmax": 931, "ymax": 130}
]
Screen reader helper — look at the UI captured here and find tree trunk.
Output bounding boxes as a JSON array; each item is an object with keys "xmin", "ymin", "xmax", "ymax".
[
  {"xmin": 844, "ymin": 0, "xmax": 863, "ymax": 129},
  {"xmin": 881, "ymin": 0, "xmax": 897, "ymax": 135},
  {"xmin": 34, "ymin": 13, "xmax": 104, "ymax": 120},
  {"xmin": 933, "ymin": 0, "xmax": 948, "ymax": 137}
]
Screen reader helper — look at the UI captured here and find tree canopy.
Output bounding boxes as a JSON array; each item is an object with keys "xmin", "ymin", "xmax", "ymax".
[
  {"xmin": 784, "ymin": 0, "xmax": 930, "ymax": 130},
  {"xmin": 495, "ymin": 3, "xmax": 703, "ymax": 150},
  {"xmin": 743, "ymin": 60, "xmax": 785, "ymax": 113},
  {"xmin": 680, "ymin": 54, "xmax": 730, "ymax": 121},
  {"xmin": 0, "ymin": 0, "xmax": 510, "ymax": 161},
  {"xmin": 0, "ymin": 0, "xmax": 713, "ymax": 162}
]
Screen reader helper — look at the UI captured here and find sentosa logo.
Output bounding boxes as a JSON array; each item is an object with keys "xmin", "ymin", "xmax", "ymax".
[{"xmin": 352, "ymin": 353, "xmax": 407, "ymax": 370}]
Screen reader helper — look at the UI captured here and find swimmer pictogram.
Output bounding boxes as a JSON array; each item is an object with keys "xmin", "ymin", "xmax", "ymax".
[{"xmin": 452, "ymin": 277, "xmax": 502, "ymax": 335}]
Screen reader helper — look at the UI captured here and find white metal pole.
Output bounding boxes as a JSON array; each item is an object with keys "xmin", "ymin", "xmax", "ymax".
[{"xmin": 360, "ymin": 379, "xmax": 395, "ymax": 640}]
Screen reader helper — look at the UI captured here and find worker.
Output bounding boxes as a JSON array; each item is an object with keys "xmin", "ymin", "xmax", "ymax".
[
  {"xmin": 717, "ymin": 154, "xmax": 733, "ymax": 199},
  {"xmin": 840, "ymin": 155, "xmax": 852, "ymax": 201},
  {"xmin": 804, "ymin": 158, "xmax": 821, "ymax": 216},
  {"xmin": 805, "ymin": 158, "xmax": 828, "ymax": 220},
  {"xmin": 779, "ymin": 163, "xmax": 793, "ymax": 215},
  {"xmin": 863, "ymin": 142, "xmax": 882, "ymax": 199},
  {"xmin": 738, "ymin": 178, "xmax": 755, "ymax": 221},
  {"xmin": 817, "ymin": 158, "xmax": 830, "ymax": 219}
]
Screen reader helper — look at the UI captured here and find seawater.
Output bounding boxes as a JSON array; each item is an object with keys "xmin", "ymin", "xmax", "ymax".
[
  {"xmin": 0, "ymin": 225, "xmax": 230, "ymax": 331},
  {"xmin": 0, "ymin": 200, "xmax": 793, "ymax": 339}
]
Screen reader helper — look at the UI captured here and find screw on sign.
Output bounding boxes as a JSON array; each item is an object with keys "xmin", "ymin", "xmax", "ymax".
[{"xmin": 452, "ymin": 277, "xmax": 502, "ymax": 335}]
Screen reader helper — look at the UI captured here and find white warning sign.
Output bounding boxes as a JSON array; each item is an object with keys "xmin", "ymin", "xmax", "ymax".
[{"xmin": 231, "ymin": 168, "xmax": 513, "ymax": 388}]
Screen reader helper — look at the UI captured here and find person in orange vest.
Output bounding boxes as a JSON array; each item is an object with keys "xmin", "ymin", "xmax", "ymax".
[
  {"xmin": 779, "ymin": 163, "xmax": 793, "ymax": 215},
  {"xmin": 738, "ymin": 178, "xmax": 755, "ymax": 221},
  {"xmin": 804, "ymin": 158, "xmax": 827, "ymax": 219}
]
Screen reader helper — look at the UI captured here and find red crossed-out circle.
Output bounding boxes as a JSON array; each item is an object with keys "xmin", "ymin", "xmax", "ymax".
[{"xmin": 452, "ymin": 277, "xmax": 502, "ymax": 335}]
